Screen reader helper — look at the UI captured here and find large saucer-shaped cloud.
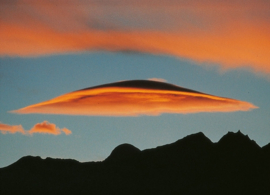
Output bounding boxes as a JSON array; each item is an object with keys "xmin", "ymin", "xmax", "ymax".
[{"xmin": 12, "ymin": 80, "xmax": 257, "ymax": 116}]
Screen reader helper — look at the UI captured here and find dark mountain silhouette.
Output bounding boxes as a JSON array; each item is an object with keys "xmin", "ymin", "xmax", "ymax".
[
  {"xmin": 1, "ymin": 131, "xmax": 269, "ymax": 195},
  {"xmin": 105, "ymin": 143, "xmax": 141, "ymax": 164},
  {"xmin": 263, "ymin": 143, "xmax": 270, "ymax": 154}
]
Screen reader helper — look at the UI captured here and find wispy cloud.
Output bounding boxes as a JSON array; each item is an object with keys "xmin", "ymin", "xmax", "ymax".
[
  {"xmin": 148, "ymin": 78, "xmax": 167, "ymax": 83},
  {"xmin": 11, "ymin": 80, "xmax": 257, "ymax": 116},
  {"xmin": 0, "ymin": 0, "xmax": 269, "ymax": 74},
  {"xmin": 0, "ymin": 121, "xmax": 72, "ymax": 135},
  {"xmin": 0, "ymin": 122, "xmax": 25, "ymax": 134}
]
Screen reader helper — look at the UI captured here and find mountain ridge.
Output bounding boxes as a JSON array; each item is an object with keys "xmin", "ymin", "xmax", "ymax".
[{"xmin": 1, "ymin": 131, "xmax": 269, "ymax": 195}]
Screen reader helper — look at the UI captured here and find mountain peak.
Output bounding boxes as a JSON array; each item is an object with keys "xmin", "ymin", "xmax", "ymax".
[
  {"xmin": 1, "ymin": 131, "xmax": 269, "ymax": 194},
  {"xmin": 105, "ymin": 143, "xmax": 141, "ymax": 163},
  {"xmin": 218, "ymin": 130, "xmax": 260, "ymax": 151},
  {"xmin": 14, "ymin": 156, "xmax": 42, "ymax": 166},
  {"xmin": 175, "ymin": 132, "xmax": 213, "ymax": 147}
]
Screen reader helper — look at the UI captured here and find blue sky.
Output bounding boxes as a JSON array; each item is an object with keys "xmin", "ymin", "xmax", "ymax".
[{"xmin": 1, "ymin": 53, "xmax": 269, "ymax": 167}]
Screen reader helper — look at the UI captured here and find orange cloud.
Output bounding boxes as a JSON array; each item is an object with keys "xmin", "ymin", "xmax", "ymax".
[
  {"xmin": 0, "ymin": 121, "xmax": 71, "ymax": 135},
  {"xmin": 28, "ymin": 121, "xmax": 72, "ymax": 135},
  {"xmin": 12, "ymin": 80, "xmax": 257, "ymax": 116},
  {"xmin": 148, "ymin": 78, "xmax": 167, "ymax": 83},
  {"xmin": 0, "ymin": 0, "xmax": 269, "ymax": 74},
  {"xmin": 0, "ymin": 122, "xmax": 25, "ymax": 134}
]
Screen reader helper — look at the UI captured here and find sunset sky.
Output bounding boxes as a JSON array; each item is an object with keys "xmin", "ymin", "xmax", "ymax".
[{"xmin": 0, "ymin": 0, "xmax": 270, "ymax": 168}]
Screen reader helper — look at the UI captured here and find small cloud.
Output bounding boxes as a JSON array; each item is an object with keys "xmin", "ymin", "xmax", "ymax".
[
  {"xmin": 28, "ymin": 121, "xmax": 72, "ymax": 135},
  {"xmin": 12, "ymin": 80, "xmax": 258, "ymax": 117},
  {"xmin": 0, "ymin": 121, "xmax": 71, "ymax": 136},
  {"xmin": 148, "ymin": 78, "xmax": 167, "ymax": 83},
  {"xmin": 61, "ymin": 127, "xmax": 72, "ymax": 135},
  {"xmin": 0, "ymin": 122, "xmax": 25, "ymax": 134}
]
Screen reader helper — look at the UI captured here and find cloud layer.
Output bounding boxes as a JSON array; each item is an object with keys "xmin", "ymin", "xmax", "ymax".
[
  {"xmin": 12, "ymin": 80, "xmax": 257, "ymax": 116},
  {"xmin": 0, "ymin": 121, "xmax": 72, "ymax": 135},
  {"xmin": 1, "ymin": 0, "xmax": 269, "ymax": 73}
]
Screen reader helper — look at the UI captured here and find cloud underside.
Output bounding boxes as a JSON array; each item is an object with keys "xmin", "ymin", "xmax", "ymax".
[
  {"xmin": 1, "ymin": 0, "xmax": 270, "ymax": 73},
  {"xmin": 0, "ymin": 121, "xmax": 72, "ymax": 135},
  {"xmin": 12, "ymin": 86, "xmax": 257, "ymax": 116}
]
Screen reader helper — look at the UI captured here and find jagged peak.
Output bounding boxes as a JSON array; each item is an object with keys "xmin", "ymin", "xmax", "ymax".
[
  {"xmin": 219, "ymin": 130, "xmax": 250, "ymax": 143},
  {"xmin": 218, "ymin": 130, "xmax": 260, "ymax": 150}
]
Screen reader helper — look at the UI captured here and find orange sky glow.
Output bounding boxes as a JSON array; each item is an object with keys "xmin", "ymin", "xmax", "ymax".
[
  {"xmin": 0, "ymin": 0, "xmax": 269, "ymax": 74},
  {"xmin": 12, "ymin": 80, "xmax": 257, "ymax": 116}
]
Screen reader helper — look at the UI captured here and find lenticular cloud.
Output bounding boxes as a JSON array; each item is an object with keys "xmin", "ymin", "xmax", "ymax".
[{"xmin": 12, "ymin": 80, "xmax": 257, "ymax": 116}]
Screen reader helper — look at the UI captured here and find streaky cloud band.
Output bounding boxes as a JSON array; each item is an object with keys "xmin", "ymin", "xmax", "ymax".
[{"xmin": 1, "ymin": 0, "xmax": 269, "ymax": 74}]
